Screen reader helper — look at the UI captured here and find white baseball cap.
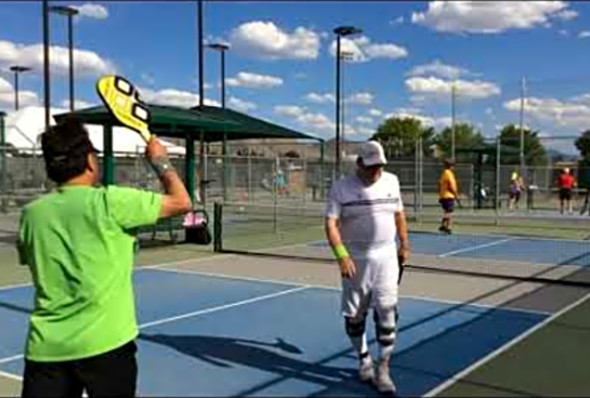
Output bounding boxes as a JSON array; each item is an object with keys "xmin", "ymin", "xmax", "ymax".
[{"xmin": 358, "ymin": 140, "xmax": 387, "ymax": 167}]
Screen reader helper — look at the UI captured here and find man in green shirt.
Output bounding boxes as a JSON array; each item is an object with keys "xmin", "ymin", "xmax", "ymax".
[{"xmin": 17, "ymin": 118, "xmax": 191, "ymax": 397}]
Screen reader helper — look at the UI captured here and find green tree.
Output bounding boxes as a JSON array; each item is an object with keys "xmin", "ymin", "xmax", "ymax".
[
  {"xmin": 433, "ymin": 123, "xmax": 485, "ymax": 163},
  {"xmin": 282, "ymin": 150, "xmax": 300, "ymax": 158},
  {"xmin": 575, "ymin": 130, "xmax": 590, "ymax": 160},
  {"xmin": 575, "ymin": 130, "xmax": 590, "ymax": 188},
  {"xmin": 371, "ymin": 117, "xmax": 435, "ymax": 159},
  {"xmin": 498, "ymin": 124, "xmax": 548, "ymax": 166}
]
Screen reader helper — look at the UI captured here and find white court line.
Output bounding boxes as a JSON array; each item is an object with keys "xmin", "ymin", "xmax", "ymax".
[
  {"xmin": 138, "ymin": 285, "xmax": 308, "ymax": 329},
  {"xmin": 423, "ymin": 290, "xmax": 590, "ymax": 397},
  {"xmin": 150, "ymin": 267, "xmax": 552, "ymax": 317},
  {"xmin": 151, "ymin": 267, "xmax": 309, "ymax": 289},
  {"xmin": 413, "ymin": 230, "xmax": 590, "ymax": 244},
  {"xmin": 0, "ymin": 282, "xmax": 32, "ymax": 293},
  {"xmin": 0, "ymin": 369, "xmax": 21, "ymax": 382},
  {"xmin": 438, "ymin": 238, "xmax": 515, "ymax": 258},
  {"xmin": 0, "ymin": 285, "xmax": 309, "ymax": 368},
  {"xmin": 0, "ymin": 354, "xmax": 23, "ymax": 365},
  {"xmin": 0, "ymin": 253, "xmax": 237, "ymax": 293}
]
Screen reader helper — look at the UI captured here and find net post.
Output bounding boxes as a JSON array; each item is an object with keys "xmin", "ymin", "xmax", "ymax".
[
  {"xmin": 213, "ymin": 202, "xmax": 223, "ymax": 252},
  {"xmin": 414, "ymin": 137, "xmax": 418, "ymax": 218},
  {"xmin": 495, "ymin": 135, "xmax": 501, "ymax": 226},
  {"xmin": 0, "ymin": 111, "xmax": 6, "ymax": 213}
]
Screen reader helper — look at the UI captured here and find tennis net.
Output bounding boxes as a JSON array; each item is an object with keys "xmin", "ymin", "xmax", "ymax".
[{"xmin": 213, "ymin": 202, "xmax": 590, "ymax": 288}]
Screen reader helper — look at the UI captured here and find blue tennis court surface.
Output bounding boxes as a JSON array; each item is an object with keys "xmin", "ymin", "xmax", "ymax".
[
  {"xmin": 310, "ymin": 232, "xmax": 590, "ymax": 266},
  {"xmin": 0, "ymin": 268, "xmax": 546, "ymax": 396}
]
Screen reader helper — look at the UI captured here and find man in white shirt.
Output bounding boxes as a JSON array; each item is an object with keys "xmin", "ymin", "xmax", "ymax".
[{"xmin": 325, "ymin": 140, "xmax": 410, "ymax": 395}]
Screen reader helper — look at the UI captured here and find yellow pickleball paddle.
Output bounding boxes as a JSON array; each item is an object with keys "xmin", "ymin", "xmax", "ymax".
[{"xmin": 96, "ymin": 75, "xmax": 152, "ymax": 142}]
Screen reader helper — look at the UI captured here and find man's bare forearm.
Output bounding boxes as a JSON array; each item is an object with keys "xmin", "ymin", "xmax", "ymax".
[
  {"xmin": 325, "ymin": 217, "xmax": 343, "ymax": 248},
  {"xmin": 395, "ymin": 211, "xmax": 409, "ymax": 247},
  {"xmin": 151, "ymin": 156, "xmax": 191, "ymax": 218}
]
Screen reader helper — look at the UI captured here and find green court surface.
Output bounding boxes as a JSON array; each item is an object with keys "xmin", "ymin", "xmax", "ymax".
[
  {"xmin": 438, "ymin": 294, "xmax": 590, "ymax": 397},
  {"xmin": 1, "ymin": 207, "xmax": 589, "ymax": 396}
]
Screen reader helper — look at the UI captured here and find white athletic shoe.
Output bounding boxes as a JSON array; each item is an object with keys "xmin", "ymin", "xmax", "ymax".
[
  {"xmin": 358, "ymin": 355, "xmax": 375, "ymax": 383},
  {"xmin": 374, "ymin": 359, "xmax": 396, "ymax": 395}
]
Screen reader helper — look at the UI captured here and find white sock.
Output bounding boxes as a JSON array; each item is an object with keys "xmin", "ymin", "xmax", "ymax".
[
  {"xmin": 349, "ymin": 333, "xmax": 369, "ymax": 360},
  {"xmin": 378, "ymin": 338, "xmax": 395, "ymax": 362}
]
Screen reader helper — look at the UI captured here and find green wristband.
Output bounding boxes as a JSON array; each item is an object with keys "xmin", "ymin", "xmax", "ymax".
[{"xmin": 333, "ymin": 244, "xmax": 350, "ymax": 260}]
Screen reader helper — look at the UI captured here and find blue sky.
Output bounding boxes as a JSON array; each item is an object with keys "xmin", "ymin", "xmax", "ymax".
[{"xmin": 1, "ymin": 1, "xmax": 590, "ymax": 153}]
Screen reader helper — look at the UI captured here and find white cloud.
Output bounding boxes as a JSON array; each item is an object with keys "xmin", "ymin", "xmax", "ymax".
[
  {"xmin": 230, "ymin": 21, "xmax": 320, "ymax": 60},
  {"xmin": 558, "ymin": 29, "xmax": 569, "ymax": 36},
  {"xmin": 412, "ymin": 1, "xmax": 574, "ymax": 34},
  {"xmin": 385, "ymin": 108, "xmax": 452, "ymax": 129},
  {"xmin": 405, "ymin": 76, "xmax": 501, "ymax": 100},
  {"xmin": 0, "ymin": 77, "xmax": 11, "ymax": 92},
  {"xmin": 0, "ymin": 40, "xmax": 115, "ymax": 77},
  {"xmin": 364, "ymin": 43, "xmax": 409, "ymax": 60},
  {"xmin": 354, "ymin": 126, "xmax": 376, "ymax": 137},
  {"xmin": 59, "ymin": 99, "xmax": 95, "ymax": 109},
  {"xmin": 139, "ymin": 87, "xmax": 219, "ymax": 108},
  {"xmin": 274, "ymin": 104, "xmax": 376, "ymax": 139},
  {"xmin": 297, "ymin": 112, "xmax": 334, "ymax": 132},
  {"xmin": 0, "ymin": 76, "xmax": 37, "ymax": 108},
  {"xmin": 578, "ymin": 31, "xmax": 590, "ymax": 39},
  {"xmin": 304, "ymin": 92, "xmax": 335, "ymax": 104},
  {"xmin": 503, "ymin": 95, "xmax": 590, "ymax": 129},
  {"xmin": 274, "ymin": 104, "xmax": 334, "ymax": 134},
  {"xmin": 345, "ymin": 92, "xmax": 374, "ymax": 105},
  {"xmin": 225, "ymin": 72, "xmax": 283, "ymax": 89},
  {"xmin": 369, "ymin": 108, "xmax": 383, "ymax": 117},
  {"xmin": 555, "ymin": 9, "xmax": 578, "ymax": 21},
  {"xmin": 227, "ymin": 96, "xmax": 257, "ymax": 112},
  {"xmin": 72, "ymin": 3, "xmax": 108, "ymax": 19},
  {"xmin": 407, "ymin": 59, "xmax": 471, "ymax": 79},
  {"xmin": 356, "ymin": 116, "xmax": 373, "ymax": 124},
  {"xmin": 140, "ymin": 73, "xmax": 155, "ymax": 85},
  {"xmin": 274, "ymin": 105, "xmax": 305, "ymax": 118},
  {"xmin": 329, "ymin": 35, "xmax": 408, "ymax": 62},
  {"xmin": 390, "ymin": 16, "xmax": 405, "ymax": 26}
]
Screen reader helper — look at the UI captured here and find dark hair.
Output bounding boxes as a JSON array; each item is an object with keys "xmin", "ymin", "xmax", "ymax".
[{"xmin": 41, "ymin": 117, "xmax": 97, "ymax": 184}]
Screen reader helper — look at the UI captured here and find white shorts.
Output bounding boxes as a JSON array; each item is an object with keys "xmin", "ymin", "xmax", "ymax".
[{"xmin": 341, "ymin": 245, "xmax": 400, "ymax": 318}]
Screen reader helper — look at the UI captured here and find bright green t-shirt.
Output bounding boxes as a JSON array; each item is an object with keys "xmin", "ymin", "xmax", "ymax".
[{"xmin": 18, "ymin": 185, "xmax": 163, "ymax": 362}]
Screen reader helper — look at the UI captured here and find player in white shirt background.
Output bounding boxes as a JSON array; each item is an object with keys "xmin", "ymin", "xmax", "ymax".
[{"xmin": 325, "ymin": 140, "xmax": 410, "ymax": 395}]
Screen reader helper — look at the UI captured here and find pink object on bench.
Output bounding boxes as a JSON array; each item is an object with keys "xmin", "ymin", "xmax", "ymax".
[{"xmin": 183, "ymin": 212, "xmax": 205, "ymax": 227}]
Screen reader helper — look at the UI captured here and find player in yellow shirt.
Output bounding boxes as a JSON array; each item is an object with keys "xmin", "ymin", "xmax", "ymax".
[{"xmin": 438, "ymin": 159, "xmax": 459, "ymax": 234}]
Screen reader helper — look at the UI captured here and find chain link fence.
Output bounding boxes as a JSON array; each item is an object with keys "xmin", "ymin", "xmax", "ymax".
[{"xmin": 1, "ymin": 135, "xmax": 586, "ymax": 226}]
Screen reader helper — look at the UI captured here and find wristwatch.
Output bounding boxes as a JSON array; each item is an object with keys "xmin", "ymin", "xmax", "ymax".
[{"xmin": 150, "ymin": 157, "xmax": 174, "ymax": 177}]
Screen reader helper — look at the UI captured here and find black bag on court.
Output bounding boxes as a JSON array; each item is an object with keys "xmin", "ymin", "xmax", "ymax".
[{"xmin": 183, "ymin": 209, "xmax": 212, "ymax": 245}]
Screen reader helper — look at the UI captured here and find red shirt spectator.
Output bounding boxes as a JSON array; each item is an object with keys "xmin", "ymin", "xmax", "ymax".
[{"xmin": 559, "ymin": 172, "xmax": 576, "ymax": 189}]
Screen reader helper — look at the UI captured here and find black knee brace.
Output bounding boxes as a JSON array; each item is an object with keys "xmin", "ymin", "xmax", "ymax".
[
  {"xmin": 373, "ymin": 307, "xmax": 398, "ymax": 346},
  {"xmin": 345, "ymin": 314, "xmax": 367, "ymax": 337}
]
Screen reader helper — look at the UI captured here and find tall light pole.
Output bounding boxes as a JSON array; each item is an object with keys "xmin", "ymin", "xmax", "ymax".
[
  {"xmin": 519, "ymin": 76, "xmax": 526, "ymax": 179},
  {"xmin": 197, "ymin": 0, "xmax": 206, "ymax": 206},
  {"xmin": 340, "ymin": 51, "xmax": 354, "ymax": 159},
  {"xmin": 49, "ymin": 5, "xmax": 79, "ymax": 111},
  {"xmin": 333, "ymin": 25, "xmax": 362, "ymax": 179},
  {"xmin": 451, "ymin": 83, "xmax": 457, "ymax": 161},
  {"xmin": 206, "ymin": 42, "xmax": 230, "ymax": 201},
  {"xmin": 9, "ymin": 66, "xmax": 32, "ymax": 111},
  {"xmin": 206, "ymin": 43, "xmax": 229, "ymax": 108},
  {"xmin": 42, "ymin": 0, "xmax": 50, "ymax": 131}
]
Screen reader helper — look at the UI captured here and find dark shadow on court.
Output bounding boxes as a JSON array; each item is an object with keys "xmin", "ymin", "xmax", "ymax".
[
  {"xmin": 0, "ymin": 234, "xmax": 17, "ymax": 245},
  {"xmin": 139, "ymin": 333, "xmax": 377, "ymax": 396},
  {"xmin": 313, "ymin": 306, "xmax": 544, "ymax": 398},
  {"xmin": 0, "ymin": 300, "xmax": 32, "ymax": 314}
]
